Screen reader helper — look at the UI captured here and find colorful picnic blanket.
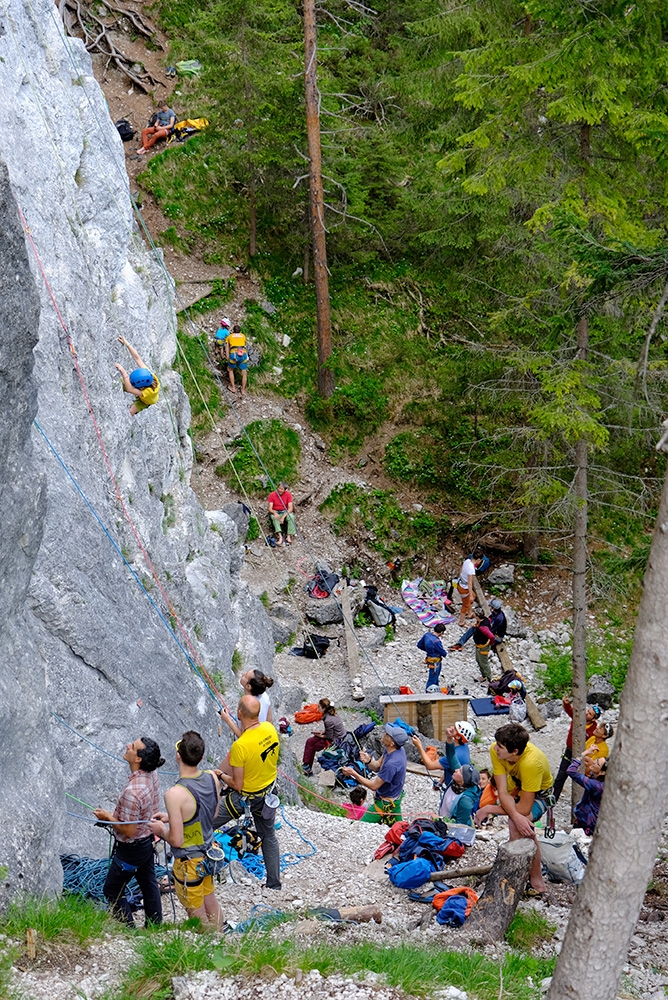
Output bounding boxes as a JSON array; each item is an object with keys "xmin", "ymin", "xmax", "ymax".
[{"xmin": 401, "ymin": 579, "xmax": 454, "ymax": 627}]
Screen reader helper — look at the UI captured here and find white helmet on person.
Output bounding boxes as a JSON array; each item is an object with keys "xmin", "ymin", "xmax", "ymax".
[{"xmin": 454, "ymin": 720, "xmax": 475, "ymax": 743}]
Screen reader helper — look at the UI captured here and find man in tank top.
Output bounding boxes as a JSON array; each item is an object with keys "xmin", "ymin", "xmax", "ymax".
[{"xmin": 150, "ymin": 731, "xmax": 222, "ymax": 927}]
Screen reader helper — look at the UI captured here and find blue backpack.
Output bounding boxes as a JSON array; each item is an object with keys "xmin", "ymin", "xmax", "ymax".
[{"xmin": 387, "ymin": 858, "xmax": 435, "ymax": 889}]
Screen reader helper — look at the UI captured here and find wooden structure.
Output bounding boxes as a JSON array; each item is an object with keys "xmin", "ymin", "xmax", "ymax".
[
  {"xmin": 380, "ymin": 693, "xmax": 471, "ymax": 741},
  {"xmin": 341, "ymin": 585, "xmax": 364, "ymax": 701},
  {"xmin": 473, "ymin": 578, "xmax": 546, "ymax": 730}
]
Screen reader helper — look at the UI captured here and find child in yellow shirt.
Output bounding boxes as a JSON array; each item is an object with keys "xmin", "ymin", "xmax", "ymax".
[
  {"xmin": 584, "ymin": 721, "xmax": 613, "ymax": 770},
  {"xmin": 115, "ymin": 337, "xmax": 160, "ymax": 416}
]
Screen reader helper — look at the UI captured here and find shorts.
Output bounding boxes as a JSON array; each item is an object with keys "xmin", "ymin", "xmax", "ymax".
[
  {"xmin": 530, "ymin": 797, "xmax": 549, "ymax": 822},
  {"xmin": 172, "ymin": 857, "xmax": 214, "ymax": 911},
  {"xmin": 227, "ymin": 352, "xmax": 249, "ymax": 370},
  {"xmin": 133, "ymin": 396, "xmax": 152, "ymax": 412}
]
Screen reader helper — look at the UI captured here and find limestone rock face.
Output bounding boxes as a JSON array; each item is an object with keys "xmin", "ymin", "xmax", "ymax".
[{"xmin": 0, "ymin": 0, "xmax": 273, "ymax": 900}]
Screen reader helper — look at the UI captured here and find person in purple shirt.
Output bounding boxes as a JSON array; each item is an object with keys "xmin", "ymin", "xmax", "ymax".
[
  {"xmin": 341, "ymin": 723, "xmax": 408, "ymax": 825},
  {"xmin": 567, "ymin": 747, "xmax": 608, "ymax": 835}
]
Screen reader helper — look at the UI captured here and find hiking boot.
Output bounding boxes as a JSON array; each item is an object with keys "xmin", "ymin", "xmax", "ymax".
[
  {"xmin": 449, "ymin": 643, "xmax": 463, "ymax": 652},
  {"xmin": 302, "ymin": 765, "xmax": 313, "ymax": 777}
]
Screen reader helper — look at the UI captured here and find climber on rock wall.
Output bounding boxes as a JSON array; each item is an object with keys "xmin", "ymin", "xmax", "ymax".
[{"xmin": 115, "ymin": 336, "xmax": 160, "ymax": 415}]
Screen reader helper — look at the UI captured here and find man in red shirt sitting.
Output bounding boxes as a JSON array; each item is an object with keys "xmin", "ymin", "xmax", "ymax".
[{"xmin": 267, "ymin": 482, "xmax": 296, "ymax": 546}]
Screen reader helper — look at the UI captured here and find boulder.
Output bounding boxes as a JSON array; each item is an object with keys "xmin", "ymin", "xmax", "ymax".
[
  {"xmin": 306, "ymin": 598, "xmax": 343, "ymax": 625},
  {"xmin": 541, "ymin": 699, "xmax": 565, "ymax": 720},
  {"xmin": 487, "ymin": 564, "xmax": 515, "ymax": 586},
  {"xmin": 587, "ymin": 674, "xmax": 616, "ymax": 711},
  {"xmin": 269, "ymin": 602, "xmax": 300, "ymax": 646},
  {"xmin": 504, "ymin": 610, "xmax": 528, "ymax": 638}
]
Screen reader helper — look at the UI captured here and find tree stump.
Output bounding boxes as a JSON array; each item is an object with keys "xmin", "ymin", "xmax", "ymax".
[{"xmin": 464, "ymin": 838, "xmax": 536, "ymax": 943}]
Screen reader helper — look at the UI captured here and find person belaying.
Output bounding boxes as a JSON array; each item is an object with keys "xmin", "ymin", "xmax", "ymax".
[
  {"xmin": 267, "ymin": 483, "xmax": 296, "ymax": 546},
  {"xmin": 115, "ymin": 336, "xmax": 160, "ymax": 416},
  {"xmin": 302, "ymin": 698, "xmax": 346, "ymax": 776},
  {"xmin": 214, "ymin": 695, "xmax": 282, "ymax": 891},
  {"xmin": 94, "ymin": 736, "xmax": 165, "ymax": 927},
  {"xmin": 416, "ymin": 623, "xmax": 448, "ymax": 692},
  {"xmin": 223, "ymin": 324, "xmax": 249, "ymax": 395},
  {"xmin": 552, "ymin": 698, "xmax": 600, "ymax": 803},
  {"xmin": 341, "ymin": 723, "xmax": 408, "ymax": 826},
  {"xmin": 411, "ymin": 727, "xmax": 481, "ymax": 825},
  {"xmin": 450, "ymin": 597, "xmax": 507, "ymax": 653},
  {"xmin": 472, "ymin": 607, "xmax": 497, "ymax": 683},
  {"xmin": 149, "ymin": 731, "xmax": 223, "ymax": 927}
]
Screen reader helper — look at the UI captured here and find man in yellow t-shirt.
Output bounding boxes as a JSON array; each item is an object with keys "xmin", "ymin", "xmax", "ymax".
[
  {"xmin": 214, "ymin": 695, "xmax": 281, "ymax": 889},
  {"xmin": 490, "ymin": 723, "xmax": 554, "ymax": 896}
]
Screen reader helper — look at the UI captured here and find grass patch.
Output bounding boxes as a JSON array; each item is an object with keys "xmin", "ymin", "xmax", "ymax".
[
  {"xmin": 247, "ymin": 516, "xmax": 260, "ymax": 541},
  {"xmin": 297, "ymin": 776, "xmax": 346, "ymax": 817},
  {"xmin": 115, "ymin": 933, "xmax": 554, "ymax": 1000},
  {"xmin": 175, "ymin": 330, "xmax": 226, "ymax": 435},
  {"xmin": 1, "ymin": 894, "xmax": 114, "ymax": 948},
  {"xmin": 231, "ymin": 649, "xmax": 243, "ymax": 673},
  {"xmin": 505, "ymin": 909, "xmax": 557, "ymax": 951},
  {"xmin": 536, "ymin": 632, "xmax": 633, "ymax": 698},
  {"xmin": 260, "ymin": 591, "xmax": 270, "ymax": 609},
  {"xmin": 215, "ymin": 419, "xmax": 301, "ymax": 497},
  {"xmin": 320, "ymin": 483, "xmax": 449, "ymax": 561}
]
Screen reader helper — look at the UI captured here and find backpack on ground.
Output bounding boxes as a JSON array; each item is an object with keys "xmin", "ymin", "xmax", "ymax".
[
  {"xmin": 488, "ymin": 669, "xmax": 526, "ymax": 698},
  {"xmin": 536, "ymin": 832, "xmax": 588, "ymax": 884},
  {"xmin": 364, "ymin": 586, "xmax": 396, "ymax": 628},
  {"xmin": 305, "ymin": 568, "xmax": 340, "ymax": 599},
  {"xmin": 170, "ymin": 117, "xmax": 210, "ymax": 142},
  {"xmin": 294, "ymin": 702, "xmax": 324, "ymax": 724},
  {"xmin": 387, "ymin": 858, "xmax": 435, "ymax": 889},
  {"xmin": 302, "ymin": 632, "xmax": 331, "ymax": 659},
  {"xmin": 115, "ymin": 118, "xmax": 135, "ymax": 142},
  {"xmin": 508, "ymin": 694, "xmax": 527, "ymax": 723}
]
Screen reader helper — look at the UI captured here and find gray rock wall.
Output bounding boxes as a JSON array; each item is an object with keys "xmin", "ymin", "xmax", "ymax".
[{"xmin": 0, "ymin": 0, "xmax": 273, "ymax": 900}]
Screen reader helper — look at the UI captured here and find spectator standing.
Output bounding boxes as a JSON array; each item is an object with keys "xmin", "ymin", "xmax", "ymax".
[
  {"xmin": 456, "ymin": 555, "xmax": 483, "ymax": 628},
  {"xmin": 472, "ymin": 608, "xmax": 497, "ymax": 682},
  {"xmin": 219, "ymin": 670, "xmax": 275, "ymax": 738},
  {"xmin": 94, "ymin": 736, "xmax": 165, "ymax": 927},
  {"xmin": 567, "ymin": 747, "xmax": 608, "ymax": 835},
  {"xmin": 416, "ymin": 623, "xmax": 448, "ymax": 692}
]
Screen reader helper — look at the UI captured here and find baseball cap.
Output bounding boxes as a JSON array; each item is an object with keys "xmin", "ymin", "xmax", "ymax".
[
  {"xmin": 384, "ymin": 723, "xmax": 409, "ymax": 746},
  {"xmin": 490, "ymin": 598, "xmax": 503, "ymax": 610}
]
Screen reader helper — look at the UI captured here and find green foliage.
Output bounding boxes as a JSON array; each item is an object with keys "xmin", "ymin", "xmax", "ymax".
[
  {"xmin": 537, "ymin": 632, "xmax": 633, "ymax": 698},
  {"xmin": 176, "ymin": 330, "xmax": 226, "ymax": 434},
  {"xmin": 216, "ymin": 419, "xmax": 301, "ymax": 496},
  {"xmin": 231, "ymin": 649, "xmax": 243, "ymax": 673},
  {"xmin": 260, "ymin": 591, "xmax": 270, "ymax": 609},
  {"xmin": 320, "ymin": 483, "xmax": 448, "ymax": 560},
  {"xmin": 161, "ymin": 493, "xmax": 176, "ymax": 532},
  {"xmin": 297, "ymin": 776, "xmax": 346, "ymax": 817},
  {"xmin": 0, "ymin": 895, "xmax": 113, "ymax": 946},
  {"xmin": 506, "ymin": 909, "xmax": 557, "ymax": 951},
  {"xmin": 118, "ymin": 931, "xmax": 214, "ymax": 999},
  {"xmin": 247, "ymin": 515, "xmax": 260, "ymax": 541}
]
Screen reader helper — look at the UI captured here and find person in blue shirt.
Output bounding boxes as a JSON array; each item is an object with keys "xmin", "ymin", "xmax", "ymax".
[
  {"xmin": 417, "ymin": 623, "xmax": 448, "ymax": 692},
  {"xmin": 341, "ymin": 723, "xmax": 408, "ymax": 826}
]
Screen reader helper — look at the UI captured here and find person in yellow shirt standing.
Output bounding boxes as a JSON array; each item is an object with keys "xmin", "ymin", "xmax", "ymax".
[
  {"xmin": 115, "ymin": 336, "xmax": 160, "ymax": 416},
  {"xmin": 490, "ymin": 723, "xmax": 554, "ymax": 896},
  {"xmin": 214, "ymin": 695, "xmax": 281, "ymax": 889}
]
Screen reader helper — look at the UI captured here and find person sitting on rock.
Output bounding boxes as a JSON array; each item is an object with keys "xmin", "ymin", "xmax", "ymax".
[
  {"xmin": 267, "ymin": 483, "xmax": 296, "ymax": 546},
  {"xmin": 301, "ymin": 698, "xmax": 346, "ymax": 777},
  {"xmin": 137, "ymin": 103, "xmax": 176, "ymax": 155},
  {"xmin": 115, "ymin": 337, "xmax": 159, "ymax": 416},
  {"xmin": 490, "ymin": 722, "xmax": 554, "ymax": 896},
  {"xmin": 474, "ymin": 768, "xmax": 504, "ymax": 826},
  {"xmin": 417, "ymin": 623, "xmax": 448, "ymax": 692},
  {"xmin": 411, "ymin": 727, "xmax": 481, "ymax": 825},
  {"xmin": 567, "ymin": 746, "xmax": 608, "ymax": 835}
]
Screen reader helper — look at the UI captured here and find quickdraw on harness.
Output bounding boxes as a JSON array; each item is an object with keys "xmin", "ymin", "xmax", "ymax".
[{"xmin": 540, "ymin": 787, "xmax": 557, "ymax": 839}]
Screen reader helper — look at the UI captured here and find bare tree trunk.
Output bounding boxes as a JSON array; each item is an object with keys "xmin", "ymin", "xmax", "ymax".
[
  {"xmin": 465, "ymin": 839, "xmax": 536, "ymax": 943},
  {"xmin": 571, "ymin": 314, "xmax": 589, "ymax": 813},
  {"xmin": 303, "ymin": 0, "xmax": 334, "ymax": 398},
  {"xmin": 548, "ymin": 459, "xmax": 668, "ymax": 1000}
]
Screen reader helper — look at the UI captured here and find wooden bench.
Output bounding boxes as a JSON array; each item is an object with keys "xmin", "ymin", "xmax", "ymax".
[{"xmin": 379, "ymin": 693, "xmax": 471, "ymax": 741}]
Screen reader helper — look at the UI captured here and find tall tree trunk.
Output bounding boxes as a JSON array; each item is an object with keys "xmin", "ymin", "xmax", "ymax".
[
  {"xmin": 548, "ymin": 458, "xmax": 668, "ymax": 1000},
  {"xmin": 249, "ymin": 180, "xmax": 256, "ymax": 258},
  {"xmin": 303, "ymin": 0, "xmax": 334, "ymax": 398},
  {"xmin": 571, "ymin": 314, "xmax": 589, "ymax": 812}
]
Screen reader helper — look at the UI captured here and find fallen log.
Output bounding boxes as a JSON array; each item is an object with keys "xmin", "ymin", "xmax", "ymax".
[
  {"xmin": 429, "ymin": 863, "xmax": 494, "ymax": 881},
  {"xmin": 463, "ymin": 838, "xmax": 536, "ymax": 943}
]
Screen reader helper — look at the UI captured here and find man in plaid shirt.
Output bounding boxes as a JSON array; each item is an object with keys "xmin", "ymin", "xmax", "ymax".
[{"xmin": 94, "ymin": 736, "xmax": 165, "ymax": 926}]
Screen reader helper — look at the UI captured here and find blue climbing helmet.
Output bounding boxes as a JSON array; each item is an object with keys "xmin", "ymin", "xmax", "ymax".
[{"xmin": 129, "ymin": 368, "xmax": 154, "ymax": 389}]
